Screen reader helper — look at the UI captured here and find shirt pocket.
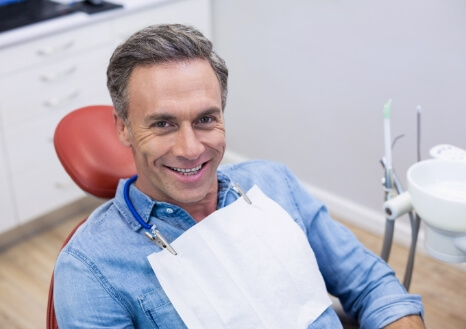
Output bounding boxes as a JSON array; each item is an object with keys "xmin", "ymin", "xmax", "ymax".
[{"xmin": 139, "ymin": 287, "xmax": 187, "ymax": 329}]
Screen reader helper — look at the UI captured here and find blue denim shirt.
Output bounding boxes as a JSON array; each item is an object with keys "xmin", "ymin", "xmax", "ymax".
[{"xmin": 54, "ymin": 160, "xmax": 424, "ymax": 329}]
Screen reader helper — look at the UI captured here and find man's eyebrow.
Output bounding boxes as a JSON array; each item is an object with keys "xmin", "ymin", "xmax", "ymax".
[
  {"xmin": 143, "ymin": 113, "xmax": 177, "ymax": 124},
  {"xmin": 143, "ymin": 107, "xmax": 222, "ymax": 125},
  {"xmin": 197, "ymin": 107, "xmax": 223, "ymax": 118}
]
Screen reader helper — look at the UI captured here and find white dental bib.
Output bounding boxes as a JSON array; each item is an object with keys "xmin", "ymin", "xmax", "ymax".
[{"xmin": 148, "ymin": 185, "xmax": 331, "ymax": 329}]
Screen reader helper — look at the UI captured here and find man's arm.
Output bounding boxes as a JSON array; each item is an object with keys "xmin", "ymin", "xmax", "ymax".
[
  {"xmin": 384, "ymin": 315, "xmax": 426, "ymax": 328},
  {"xmin": 281, "ymin": 167, "xmax": 425, "ymax": 327}
]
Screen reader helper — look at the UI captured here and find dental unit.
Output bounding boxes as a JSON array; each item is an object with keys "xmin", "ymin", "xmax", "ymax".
[{"xmin": 379, "ymin": 100, "xmax": 466, "ymax": 291}]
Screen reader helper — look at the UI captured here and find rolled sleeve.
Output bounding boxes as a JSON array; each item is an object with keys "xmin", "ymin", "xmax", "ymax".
[{"xmin": 359, "ymin": 294, "xmax": 424, "ymax": 329}]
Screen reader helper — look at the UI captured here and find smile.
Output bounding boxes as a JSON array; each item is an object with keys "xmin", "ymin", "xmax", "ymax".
[{"xmin": 168, "ymin": 164, "xmax": 203, "ymax": 176}]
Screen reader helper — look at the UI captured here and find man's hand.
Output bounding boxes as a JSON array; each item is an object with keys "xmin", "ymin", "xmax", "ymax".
[{"xmin": 383, "ymin": 315, "xmax": 426, "ymax": 328}]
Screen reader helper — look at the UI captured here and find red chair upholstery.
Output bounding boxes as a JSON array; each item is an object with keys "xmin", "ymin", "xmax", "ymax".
[
  {"xmin": 54, "ymin": 105, "xmax": 136, "ymax": 198},
  {"xmin": 47, "ymin": 105, "xmax": 136, "ymax": 329}
]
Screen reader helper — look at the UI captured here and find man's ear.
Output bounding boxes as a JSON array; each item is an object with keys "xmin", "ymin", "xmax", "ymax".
[{"xmin": 114, "ymin": 112, "xmax": 132, "ymax": 148}]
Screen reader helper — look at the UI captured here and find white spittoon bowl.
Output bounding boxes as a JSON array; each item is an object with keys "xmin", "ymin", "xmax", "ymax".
[{"xmin": 407, "ymin": 159, "xmax": 466, "ymax": 262}]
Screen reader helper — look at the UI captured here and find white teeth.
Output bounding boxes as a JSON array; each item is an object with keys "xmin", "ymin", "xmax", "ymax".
[{"xmin": 170, "ymin": 165, "xmax": 202, "ymax": 175}]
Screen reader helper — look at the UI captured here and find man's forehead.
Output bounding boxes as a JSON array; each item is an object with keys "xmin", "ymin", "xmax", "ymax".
[{"xmin": 130, "ymin": 59, "xmax": 212, "ymax": 77}]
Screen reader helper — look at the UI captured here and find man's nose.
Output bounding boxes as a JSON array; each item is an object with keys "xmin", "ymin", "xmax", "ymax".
[{"xmin": 172, "ymin": 124, "xmax": 205, "ymax": 159}]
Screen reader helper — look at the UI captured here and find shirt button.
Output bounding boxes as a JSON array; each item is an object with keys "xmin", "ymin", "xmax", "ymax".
[{"xmin": 166, "ymin": 208, "xmax": 174, "ymax": 214}]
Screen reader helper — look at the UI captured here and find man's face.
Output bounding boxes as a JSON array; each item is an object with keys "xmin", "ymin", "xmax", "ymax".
[{"xmin": 116, "ymin": 59, "xmax": 226, "ymax": 208}]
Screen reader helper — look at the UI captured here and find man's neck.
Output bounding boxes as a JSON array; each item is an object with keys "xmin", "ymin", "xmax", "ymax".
[
  {"xmin": 187, "ymin": 200, "xmax": 218, "ymax": 222},
  {"xmin": 178, "ymin": 181, "xmax": 220, "ymax": 222},
  {"xmin": 191, "ymin": 185, "xmax": 219, "ymax": 222}
]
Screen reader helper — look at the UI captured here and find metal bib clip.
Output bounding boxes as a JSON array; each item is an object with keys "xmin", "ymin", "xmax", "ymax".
[
  {"xmin": 232, "ymin": 183, "xmax": 252, "ymax": 205},
  {"xmin": 146, "ymin": 225, "xmax": 177, "ymax": 255}
]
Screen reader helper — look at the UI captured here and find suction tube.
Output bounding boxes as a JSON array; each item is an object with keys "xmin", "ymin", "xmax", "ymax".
[
  {"xmin": 404, "ymin": 106, "xmax": 423, "ymax": 290},
  {"xmin": 380, "ymin": 105, "xmax": 423, "ymax": 291}
]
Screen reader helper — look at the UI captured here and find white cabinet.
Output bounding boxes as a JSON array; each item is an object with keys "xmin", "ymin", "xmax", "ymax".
[
  {"xmin": 0, "ymin": 20, "xmax": 114, "ymax": 225},
  {"xmin": 0, "ymin": 45, "xmax": 111, "ymax": 127},
  {"xmin": 0, "ymin": 0, "xmax": 211, "ymax": 233},
  {"xmin": 0, "ymin": 19, "xmax": 113, "ymax": 77},
  {"xmin": 0, "ymin": 136, "xmax": 17, "ymax": 232}
]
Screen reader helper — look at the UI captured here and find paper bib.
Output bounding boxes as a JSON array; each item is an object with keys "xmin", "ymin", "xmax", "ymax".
[{"xmin": 148, "ymin": 185, "xmax": 331, "ymax": 329}]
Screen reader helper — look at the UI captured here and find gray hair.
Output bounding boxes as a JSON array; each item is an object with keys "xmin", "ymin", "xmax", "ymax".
[{"xmin": 107, "ymin": 24, "xmax": 229, "ymax": 122}]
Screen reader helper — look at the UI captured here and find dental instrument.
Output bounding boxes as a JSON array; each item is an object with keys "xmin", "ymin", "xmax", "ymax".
[
  {"xmin": 383, "ymin": 99, "xmax": 393, "ymax": 173},
  {"xmin": 380, "ymin": 103, "xmax": 423, "ymax": 291}
]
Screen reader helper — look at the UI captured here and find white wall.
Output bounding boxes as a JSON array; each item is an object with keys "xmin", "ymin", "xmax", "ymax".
[{"xmin": 212, "ymin": 0, "xmax": 466, "ymax": 242}]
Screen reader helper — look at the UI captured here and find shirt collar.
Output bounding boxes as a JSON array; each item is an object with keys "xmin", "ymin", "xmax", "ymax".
[
  {"xmin": 114, "ymin": 170, "xmax": 235, "ymax": 232},
  {"xmin": 114, "ymin": 178, "xmax": 156, "ymax": 232}
]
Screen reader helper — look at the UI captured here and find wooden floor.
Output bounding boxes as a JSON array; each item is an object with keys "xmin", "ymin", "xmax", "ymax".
[{"xmin": 0, "ymin": 203, "xmax": 465, "ymax": 329}]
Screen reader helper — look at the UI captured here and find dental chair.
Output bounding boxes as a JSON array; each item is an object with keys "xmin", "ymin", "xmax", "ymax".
[
  {"xmin": 47, "ymin": 105, "xmax": 136, "ymax": 329},
  {"xmin": 47, "ymin": 105, "xmax": 358, "ymax": 328}
]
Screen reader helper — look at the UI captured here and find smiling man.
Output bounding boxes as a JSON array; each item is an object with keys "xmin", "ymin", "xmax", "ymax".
[
  {"xmin": 116, "ymin": 60, "xmax": 226, "ymax": 221},
  {"xmin": 53, "ymin": 24, "xmax": 425, "ymax": 329}
]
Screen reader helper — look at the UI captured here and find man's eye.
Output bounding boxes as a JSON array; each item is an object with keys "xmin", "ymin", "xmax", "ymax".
[
  {"xmin": 199, "ymin": 116, "xmax": 213, "ymax": 124},
  {"xmin": 154, "ymin": 121, "xmax": 169, "ymax": 128}
]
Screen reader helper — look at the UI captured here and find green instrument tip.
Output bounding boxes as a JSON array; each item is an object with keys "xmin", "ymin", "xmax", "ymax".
[{"xmin": 383, "ymin": 99, "xmax": 392, "ymax": 119}]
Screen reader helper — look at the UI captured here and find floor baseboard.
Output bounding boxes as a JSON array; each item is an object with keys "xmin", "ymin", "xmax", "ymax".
[{"xmin": 0, "ymin": 196, "xmax": 103, "ymax": 251}]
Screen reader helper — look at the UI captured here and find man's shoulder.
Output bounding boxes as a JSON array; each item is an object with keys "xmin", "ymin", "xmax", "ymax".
[
  {"xmin": 219, "ymin": 159, "xmax": 295, "ymax": 191},
  {"xmin": 59, "ymin": 200, "xmax": 121, "ymax": 252},
  {"xmin": 219, "ymin": 159, "xmax": 291, "ymax": 175}
]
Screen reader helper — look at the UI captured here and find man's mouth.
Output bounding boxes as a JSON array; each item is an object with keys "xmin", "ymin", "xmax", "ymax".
[{"xmin": 168, "ymin": 164, "xmax": 203, "ymax": 176}]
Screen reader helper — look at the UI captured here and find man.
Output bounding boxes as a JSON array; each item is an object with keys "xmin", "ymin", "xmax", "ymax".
[{"xmin": 54, "ymin": 24, "xmax": 425, "ymax": 328}]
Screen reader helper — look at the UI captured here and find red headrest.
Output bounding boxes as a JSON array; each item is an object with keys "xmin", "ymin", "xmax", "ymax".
[{"xmin": 54, "ymin": 105, "xmax": 136, "ymax": 198}]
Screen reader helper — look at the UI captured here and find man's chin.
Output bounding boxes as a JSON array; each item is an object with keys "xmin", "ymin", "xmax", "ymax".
[{"xmin": 171, "ymin": 192, "xmax": 210, "ymax": 206}]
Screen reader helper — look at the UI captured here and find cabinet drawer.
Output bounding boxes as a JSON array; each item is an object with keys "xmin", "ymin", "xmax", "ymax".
[
  {"xmin": 0, "ymin": 50, "xmax": 110, "ymax": 127},
  {"xmin": 0, "ymin": 178, "xmax": 18, "ymax": 232},
  {"xmin": 0, "ymin": 21, "xmax": 113, "ymax": 76},
  {"xmin": 4, "ymin": 110, "xmax": 62, "ymax": 176},
  {"xmin": 3, "ymin": 91, "xmax": 112, "ymax": 176},
  {"xmin": 0, "ymin": 45, "xmax": 113, "ymax": 99},
  {"xmin": 1, "ymin": 81, "xmax": 106, "ymax": 127},
  {"xmin": 11, "ymin": 161, "xmax": 85, "ymax": 223}
]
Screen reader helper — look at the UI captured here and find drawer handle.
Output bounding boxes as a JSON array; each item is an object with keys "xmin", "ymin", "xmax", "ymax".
[
  {"xmin": 43, "ymin": 90, "xmax": 80, "ymax": 108},
  {"xmin": 41, "ymin": 66, "xmax": 77, "ymax": 82},
  {"xmin": 37, "ymin": 40, "xmax": 75, "ymax": 57}
]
